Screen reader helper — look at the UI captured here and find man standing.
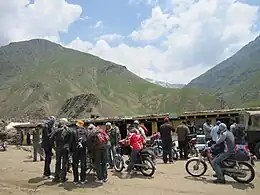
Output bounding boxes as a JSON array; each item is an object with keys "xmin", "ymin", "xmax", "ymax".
[
  {"xmin": 230, "ymin": 119, "xmax": 237, "ymax": 133},
  {"xmin": 176, "ymin": 121, "xmax": 189, "ymax": 159},
  {"xmin": 71, "ymin": 120, "xmax": 87, "ymax": 184},
  {"xmin": 187, "ymin": 121, "xmax": 196, "ymax": 135},
  {"xmin": 203, "ymin": 119, "xmax": 213, "ymax": 141},
  {"xmin": 32, "ymin": 127, "xmax": 44, "ymax": 162},
  {"xmin": 41, "ymin": 116, "xmax": 55, "ymax": 179},
  {"xmin": 87, "ymin": 124, "xmax": 109, "ymax": 184},
  {"xmin": 105, "ymin": 122, "xmax": 121, "ymax": 168},
  {"xmin": 210, "ymin": 121, "xmax": 221, "ymax": 145},
  {"xmin": 159, "ymin": 117, "xmax": 174, "ymax": 163},
  {"xmin": 230, "ymin": 119, "xmax": 245, "ymax": 144},
  {"xmin": 50, "ymin": 118, "xmax": 73, "ymax": 183}
]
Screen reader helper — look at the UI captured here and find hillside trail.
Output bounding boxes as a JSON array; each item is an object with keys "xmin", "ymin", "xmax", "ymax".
[{"xmin": 0, "ymin": 146, "xmax": 259, "ymax": 195}]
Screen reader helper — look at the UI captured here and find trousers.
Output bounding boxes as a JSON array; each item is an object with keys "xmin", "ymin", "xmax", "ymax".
[
  {"xmin": 212, "ymin": 152, "xmax": 232, "ymax": 180},
  {"xmin": 54, "ymin": 148, "xmax": 69, "ymax": 180},
  {"xmin": 94, "ymin": 149, "xmax": 108, "ymax": 180},
  {"xmin": 162, "ymin": 141, "xmax": 173, "ymax": 163},
  {"xmin": 43, "ymin": 148, "xmax": 52, "ymax": 176},
  {"xmin": 72, "ymin": 149, "xmax": 87, "ymax": 182}
]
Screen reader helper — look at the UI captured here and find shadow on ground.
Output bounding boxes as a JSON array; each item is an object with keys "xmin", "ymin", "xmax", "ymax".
[
  {"xmin": 184, "ymin": 176, "xmax": 255, "ymax": 190},
  {"xmin": 111, "ymin": 170, "xmax": 154, "ymax": 180},
  {"xmin": 28, "ymin": 174, "xmax": 102, "ymax": 191}
]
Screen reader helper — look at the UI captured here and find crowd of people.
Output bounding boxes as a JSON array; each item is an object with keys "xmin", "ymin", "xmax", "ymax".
[
  {"xmin": 30, "ymin": 116, "xmax": 245, "ymax": 185},
  {"xmin": 31, "ymin": 117, "xmax": 148, "ymax": 185},
  {"xmin": 159, "ymin": 118, "xmax": 245, "ymax": 184}
]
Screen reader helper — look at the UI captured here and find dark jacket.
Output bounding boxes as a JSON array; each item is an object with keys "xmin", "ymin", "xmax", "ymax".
[
  {"xmin": 106, "ymin": 127, "xmax": 120, "ymax": 146},
  {"xmin": 176, "ymin": 124, "xmax": 189, "ymax": 142},
  {"xmin": 49, "ymin": 125, "xmax": 73, "ymax": 151},
  {"xmin": 160, "ymin": 122, "xmax": 173, "ymax": 142},
  {"xmin": 71, "ymin": 126, "xmax": 87, "ymax": 152},
  {"xmin": 41, "ymin": 120, "xmax": 55, "ymax": 149}
]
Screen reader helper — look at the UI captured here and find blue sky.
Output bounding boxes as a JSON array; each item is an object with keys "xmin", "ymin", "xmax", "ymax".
[
  {"xmin": 62, "ymin": 0, "xmax": 260, "ymax": 47},
  {"xmin": 0, "ymin": 0, "xmax": 260, "ymax": 84},
  {"xmin": 62, "ymin": 0, "xmax": 156, "ymax": 47}
]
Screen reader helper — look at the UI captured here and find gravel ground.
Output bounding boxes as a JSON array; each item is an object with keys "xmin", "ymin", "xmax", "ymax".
[{"xmin": 0, "ymin": 146, "xmax": 259, "ymax": 195}]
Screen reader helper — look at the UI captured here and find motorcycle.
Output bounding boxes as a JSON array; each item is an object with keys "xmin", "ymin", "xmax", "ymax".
[
  {"xmin": 187, "ymin": 135, "xmax": 199, "ymax": 157},
  {"xmin": 114, "ymin": 140, "xmax": 156, "ymax": 177},
  {"xmin": 151, "ymin": 138, "xmax": 178, "ymax": 160},
  {"xmin": 185, "ymin": 144, "xmax": 255, "ymax": 183},
  {"xmin": 151, "ymin": 139, "xmax": 163, "ymax": 158},
  {"xmin": 0, "ymin": 141, "xmax": 8, "ymax": 151}
]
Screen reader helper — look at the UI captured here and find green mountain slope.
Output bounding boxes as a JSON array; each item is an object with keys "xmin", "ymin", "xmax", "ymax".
[
  {"xmin": 0, "ymin": 39, "xmax": 221, "ymax": 119},
  {"xmin": 186, "ymin": 35, "xmax": 260, "ymax": 107}
]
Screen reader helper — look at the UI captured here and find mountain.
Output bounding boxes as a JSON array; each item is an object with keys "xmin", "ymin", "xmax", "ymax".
[
  {"xmin": 187, "ymin": 35, "xmax": 260, "ymax": 107},
  {"xmin": 0, "ymin": 39, "xmax": 222, "ymax": 119},
  {"xmin": 145, "ymin": 78, "xmax": 185, "ymax": 88}
]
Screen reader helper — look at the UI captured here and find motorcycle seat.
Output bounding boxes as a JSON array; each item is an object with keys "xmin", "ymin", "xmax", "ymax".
[
  {"xmin": 226, "ymin": 154, "xmax": 236, "ymax": 160},
  {"xmin": 140, "ymin": 148, "xmax": 152, "ymax": 153}
]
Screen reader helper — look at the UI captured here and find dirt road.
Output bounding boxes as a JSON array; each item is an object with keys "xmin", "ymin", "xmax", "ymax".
[{"xmin": 0, "ymin": 146, "xmax": 259, "ymax": 195}]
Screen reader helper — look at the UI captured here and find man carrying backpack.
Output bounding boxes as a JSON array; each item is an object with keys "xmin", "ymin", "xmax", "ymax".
[
  {"xmin": 71, "ymin": 120, "xmax": 87, "ymax": 185},
  {"xmin": 49, "ymin": 118, "xmax": 73, "ymax": 183},
  {"xmin": 87, "ymin": 124, "xmax": 109, "ymax": 183}
]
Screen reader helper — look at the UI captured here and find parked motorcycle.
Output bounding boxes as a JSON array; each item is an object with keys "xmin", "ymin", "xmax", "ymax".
[
  {"xmin": 187, "ymin": 136, "xmax": 199, "ymax": 157},
  {"xmin": 151, "ymin": 138, "xmax": 178, "ymax": 160},
  {"xmin": 185, "ymin": 145, "xmax": 255, "ymax": 183},
  {"xmin": 0, "ymin": 141, "xmax": 7, "ymax": 151},
  {"xmin": 151, "ymin": 139, "xmax": 163, "ymax": 158},
  {"xmin": 114, "ymin": 140, "xmax": 156, "ymax": 177}
]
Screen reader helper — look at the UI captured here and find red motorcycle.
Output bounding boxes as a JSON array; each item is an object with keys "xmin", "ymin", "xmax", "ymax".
[{"xmin": 185, "ymin": 144, "xmax": 255, "ymax": 183}]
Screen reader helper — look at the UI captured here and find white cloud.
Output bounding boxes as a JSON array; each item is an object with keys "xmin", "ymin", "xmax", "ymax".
[
  {"xmin": 79, "ymin": 15, "xmax": 90, "ymax": 21},
  {"xmin": 66, "ymin": 0, "xmax": 259, "ymax": 84},
  {"xmin": 66, "ymin": 37, "xmax": 93, "ymax": 53},
  {"xmin": 128, "ymin": 0, "xmax": 159, "ymax": 5},
  {"xmin": 93, "ymin": 20, "xmax": 103, "ymax": 28},
  {"xmin": 130, "ymin": 7, "xmax": 172, "ymax": 41},
  {"xmin": 0, "ymin": 0, "xmax": 82, "ymax": 45},
  {"xmin": 1, "ymin": 0, "xmax": 260, "ymax": 84},
  {"xmin": 98, "ymin": 33, "xmax": 124, "ymax": 43}
]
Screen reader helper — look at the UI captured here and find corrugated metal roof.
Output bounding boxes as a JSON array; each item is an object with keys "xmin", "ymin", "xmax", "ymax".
[
  {"xmin": 243, "ymin": 111, "xmax": 260, "ymax": 116},
  {"xmin": 181, "ymin": 107, "xmax": 260, "ymax": 116},
  {"xmin": 75, "ymin": 113, "xmax": 170, "ymax": 123}
]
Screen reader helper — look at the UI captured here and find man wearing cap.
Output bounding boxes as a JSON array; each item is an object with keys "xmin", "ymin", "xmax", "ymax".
[
  {"xmin": 71, "ymin": 120, "xmax": 88, "ymax": 184},
  {"xmin": 159, "ymin": 117, "xmax": 174, "ymax": 163}
]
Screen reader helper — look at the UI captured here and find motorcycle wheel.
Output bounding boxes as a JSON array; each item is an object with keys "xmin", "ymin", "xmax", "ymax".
[
  {"xmin": 232, "ymin": 161, "xmax": 255, "ymax": 183},
  {"xmin": 114, "ymin": 156, "xmax": 124, "ymax": 172},
  {"xmin": 172, "ymin": 148, "xmax": 178, "ymax": 160},
  {"xmin": 140, "ymin": 157, "xmax": 156, "ymax": 177},
  {"xmin": 154, "ymin": 146, "xmax": 163, "ymax": 158},
  {"xmin": 185, "ymin": 158, "xmax": 207, "ymax": 177}
]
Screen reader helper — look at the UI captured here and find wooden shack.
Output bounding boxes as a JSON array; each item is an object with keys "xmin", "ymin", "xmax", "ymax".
[
  {"xmin": 175, "ymin": 107, "xmax": 260, "ymax": 130},
  {"xmin": 77, "ymin": 113, "xmax": 172, "ymax": 138}
]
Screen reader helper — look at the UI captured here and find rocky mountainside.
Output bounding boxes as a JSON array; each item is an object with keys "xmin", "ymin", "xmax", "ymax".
[
  {"xmin": 187, "ymin": 35, "xmax": 260, "ymax": 107},
  {"xmin": 0, "ymin": 39, "xmax": 222, "ymax": 119},
  {"xmin": 145, "ymin": 78, "xmax": 185, "ymax": 88}
]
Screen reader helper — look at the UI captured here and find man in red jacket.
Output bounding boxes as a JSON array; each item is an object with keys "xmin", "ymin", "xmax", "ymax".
[{"xmin": 125, "ymin": 125, "xmax": 144, "ymax": 174}]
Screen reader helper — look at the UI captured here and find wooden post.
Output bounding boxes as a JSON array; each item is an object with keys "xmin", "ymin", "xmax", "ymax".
[{"xmin": 152, "ymin": 121, "xmax": 157, "ymax": 133}]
